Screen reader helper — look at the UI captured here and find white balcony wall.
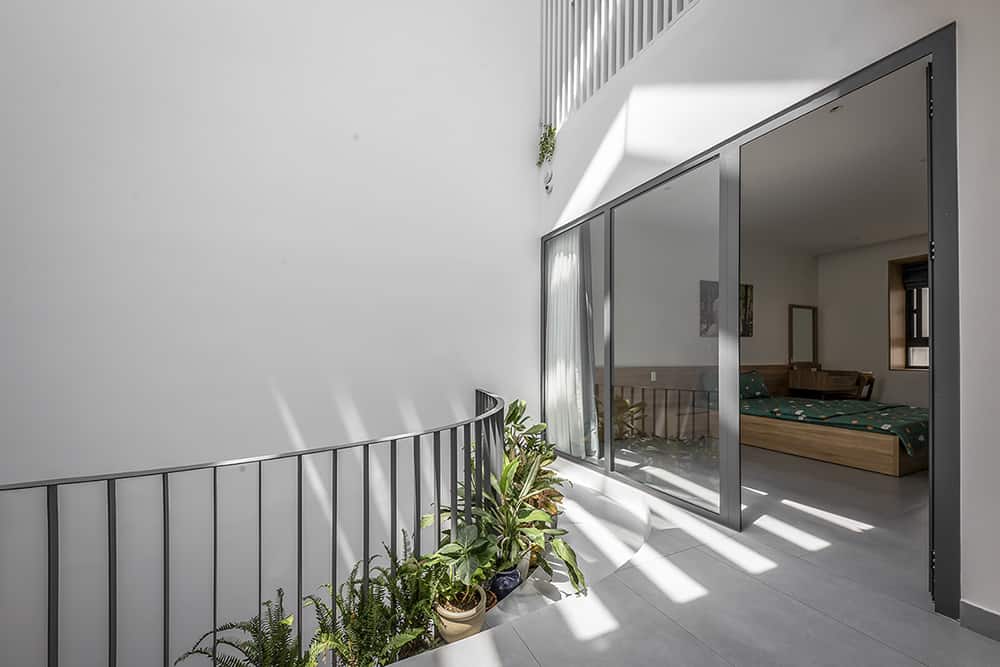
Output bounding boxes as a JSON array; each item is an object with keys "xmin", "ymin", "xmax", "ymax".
[
  {"xmin": 541, "ymin": 0, "xmax": 1000, "ymax": 630},
  {"xmin": 0, "ymin": 3, "xmax": 540, "ymax": 663}
]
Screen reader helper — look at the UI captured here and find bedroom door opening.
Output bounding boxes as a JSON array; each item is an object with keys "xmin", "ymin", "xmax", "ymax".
[{"xmin": 734, "ymin": 33, "xmax": 957, "ymax": 618}]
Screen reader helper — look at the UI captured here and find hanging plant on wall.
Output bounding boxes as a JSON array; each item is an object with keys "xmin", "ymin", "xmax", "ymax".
[
  {"xmin": 537, "ymin": 124, "xmax": 556, "ymax": 194},
  {"xmin": 536, "ymin": 124, "xmax": 556, "ymax": 167}
]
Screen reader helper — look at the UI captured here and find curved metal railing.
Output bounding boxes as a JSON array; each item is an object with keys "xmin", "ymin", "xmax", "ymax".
[{"xmin": 0, "ymin": 388, "xmax": 505, "ymax": 667}]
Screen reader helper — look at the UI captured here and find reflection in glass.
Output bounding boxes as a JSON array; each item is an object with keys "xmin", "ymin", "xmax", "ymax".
[
  {"xmin": 611, "ymin": 160, "xmax": 721, "ymax": 512},
  {"xmin": 543, "ymin": 218, "xmax": 603, "ymax": 461}
]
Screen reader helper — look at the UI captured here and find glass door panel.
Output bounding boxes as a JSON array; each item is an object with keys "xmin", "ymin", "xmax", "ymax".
[{"xmin": 612, "ymin": 158, "xmax": 722, "ymax": 513}]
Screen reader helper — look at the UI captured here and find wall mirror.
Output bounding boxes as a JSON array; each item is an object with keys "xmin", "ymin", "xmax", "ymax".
[{"xmin": 788, "ymin": 304, "xmax": 818, "ymax": 365}]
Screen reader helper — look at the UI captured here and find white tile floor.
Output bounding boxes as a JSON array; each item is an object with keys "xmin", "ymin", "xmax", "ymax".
[{"xmin": 400, "ymin": 449, "xmax": 1000, "ymax": 667}]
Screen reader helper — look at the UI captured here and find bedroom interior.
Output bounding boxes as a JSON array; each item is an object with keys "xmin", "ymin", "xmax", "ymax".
[{"xmin": 736, "ymin": 56, "xmax": 933, "ymax": 607}]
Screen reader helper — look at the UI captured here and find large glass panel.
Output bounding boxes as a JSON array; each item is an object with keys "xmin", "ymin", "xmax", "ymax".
[
  {"xmin": 543, "ymin": 216, "xmax": 604, "ymax": 463},
  {"xmin": 612, "ymin": 159, "xmax": 721, "ymax": 512}
]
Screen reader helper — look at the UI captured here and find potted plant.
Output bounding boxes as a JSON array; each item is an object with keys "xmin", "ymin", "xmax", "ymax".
[
  {"xmin": 482, "ymin": 454, "xmax": 556, "ymax": 600},
  {"xmin": 427, "ymin": 524, "xmax": 497, "ymax": 643}
]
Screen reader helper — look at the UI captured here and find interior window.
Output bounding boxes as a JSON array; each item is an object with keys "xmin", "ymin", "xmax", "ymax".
[{"xmin": 903, "ymin": 264, "xmax": 930, "ymax": 368}]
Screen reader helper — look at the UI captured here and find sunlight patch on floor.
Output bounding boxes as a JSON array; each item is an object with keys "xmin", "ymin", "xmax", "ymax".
[
  {"xmin": 555, "ymin": 588, "xmax": 620, "ymax": 641},
  {"xmin": 629, "ymin": 546, "xmax": 708, "ymax": 603},
  {"xmin": 646, "ymin": 497, "xmax": 777, "ymax": 574},
  {"xmin": 753, "ymin": 514, "xmax": 831, "ymax": 551},
  {"xmin": 781, "ymin": 499, "xmax": 874, "ymax": 532}
]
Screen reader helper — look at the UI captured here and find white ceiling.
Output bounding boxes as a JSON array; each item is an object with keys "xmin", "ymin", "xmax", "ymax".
[{"xmin": 741, "ymin": 58, "xmax": 929, "ymax": 255}]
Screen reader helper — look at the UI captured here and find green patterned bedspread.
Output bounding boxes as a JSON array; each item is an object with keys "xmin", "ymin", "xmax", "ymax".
[{"xmin": 740, "ymin": 397, "xmax": 928, "ymax": 457}]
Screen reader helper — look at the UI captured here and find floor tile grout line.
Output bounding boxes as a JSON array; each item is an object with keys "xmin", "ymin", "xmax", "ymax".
[
  {"xmin": 737, "ymin": 523, "xmax": 936, "ymax": 617},
  {"xmin": 509, "ymin": 623, "xmax": 544, "ymax": 666},
  {"xmin": 693, "ymin": 544, "xmax": 932, "ymax": 667},
  {"xmin": 610, "ymin": 570, "xmax": 738, "ymax": 667}
]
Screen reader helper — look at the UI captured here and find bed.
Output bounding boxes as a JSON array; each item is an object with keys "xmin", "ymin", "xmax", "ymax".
[{"xmin": 740, "ymin": 395, "xmax": 929, "ymax": 476}]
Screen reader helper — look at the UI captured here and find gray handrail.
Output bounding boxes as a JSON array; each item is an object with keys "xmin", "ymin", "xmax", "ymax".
[{"xmin": 0, "ymin": 388, "xmax": 504, "ymax": 492}]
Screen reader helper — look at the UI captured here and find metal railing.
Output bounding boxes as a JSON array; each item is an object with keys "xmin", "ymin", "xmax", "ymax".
[
  {"xmin": 541, "ymin": 0, "xmax": 700, "ymax": 130},
  {"xmin": 0, "ymin": 388, "xmax": 504, "ymax": 667},
  {"xmin": 606, "ymin": 383, "xmax": 716, "ymax": 441}
]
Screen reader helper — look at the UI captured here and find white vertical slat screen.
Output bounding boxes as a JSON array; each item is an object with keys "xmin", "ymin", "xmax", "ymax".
[{"xmin": 540, "ymin": 0, "xmax": 698, "ymax": 130}]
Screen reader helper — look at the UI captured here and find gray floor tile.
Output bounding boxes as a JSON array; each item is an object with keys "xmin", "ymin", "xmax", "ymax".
[
  {"xmin": 700, "ymin": 540, "xmax": 1000, "ymax": 667},
  {"xmin": 395, "ymin": 623, "xmax": 539, "ymax": 667},
  {"xmin": 615, "ymin": 547, "xmax": 922, "ymax": 667},
  {"xmin": 512, "ymin": 576, "xmax": 730, "ymax": 667}
]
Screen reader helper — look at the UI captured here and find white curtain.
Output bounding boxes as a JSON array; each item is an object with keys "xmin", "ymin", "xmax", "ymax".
[{"xmin": 544, "ymin": 226, "xmax": 599, "ymax": 459}]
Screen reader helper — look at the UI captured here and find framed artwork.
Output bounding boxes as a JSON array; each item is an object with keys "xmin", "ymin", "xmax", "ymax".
[{"xmin": 699, "ymin": 280, "xmax": 753, "ymax": 337}]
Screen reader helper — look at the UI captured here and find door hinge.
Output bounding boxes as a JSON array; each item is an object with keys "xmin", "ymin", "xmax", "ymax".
[{"xmin": 929, "ymin": 240, "xmax": 936, "ymax": 261}]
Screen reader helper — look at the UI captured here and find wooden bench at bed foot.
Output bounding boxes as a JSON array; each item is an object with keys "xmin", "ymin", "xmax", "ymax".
[{"xmin": 740, "ymin": 414, "xmax": 929, "ymax": 476}]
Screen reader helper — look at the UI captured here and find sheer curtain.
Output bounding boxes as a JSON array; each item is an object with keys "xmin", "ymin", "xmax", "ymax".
[{"xmin": 544, "ymin": 226, "xmax": 599, "ymax": 459}]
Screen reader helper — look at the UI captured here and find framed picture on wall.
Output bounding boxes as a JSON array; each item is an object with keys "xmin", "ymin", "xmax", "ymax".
[{"xmin": 699, "ymin": 280, "xmax": 753, "ymax": 337}]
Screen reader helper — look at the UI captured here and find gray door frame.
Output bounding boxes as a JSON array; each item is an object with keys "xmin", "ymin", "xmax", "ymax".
[{"xmin": 541, "ymin": 23, "xmax": 959, "ymax": 617}]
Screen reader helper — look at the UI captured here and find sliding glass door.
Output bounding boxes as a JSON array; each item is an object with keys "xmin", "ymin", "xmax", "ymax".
[
  {"xmin": 610, "ymin": 158, "xmax": 723, "ymax": 513},
  {"xmin": 542, "ymin": 152, "xmax": 741, "ymax": 527}
]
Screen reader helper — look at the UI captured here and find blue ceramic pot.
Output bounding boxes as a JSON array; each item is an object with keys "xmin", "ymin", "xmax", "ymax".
[{"xmin": 490, "ymin": 566, "xmax": 523, "ymax": 602}]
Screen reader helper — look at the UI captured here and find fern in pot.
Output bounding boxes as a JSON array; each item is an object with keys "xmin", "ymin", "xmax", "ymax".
[{"xmin": 425, "ymin": 524, "xmax": 497, "ymax": 643}]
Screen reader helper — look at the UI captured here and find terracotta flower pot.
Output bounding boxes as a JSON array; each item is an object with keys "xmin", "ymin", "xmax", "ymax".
[{"xmin": 435, "ymin": 586, "xmax": 486, "ymax": 643}]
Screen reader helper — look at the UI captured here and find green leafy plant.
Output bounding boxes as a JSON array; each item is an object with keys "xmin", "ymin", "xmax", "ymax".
[
  {"xmin": 504, "ymin": 399, "xmax": 567, "ymax": 516},
  {"xmin": 484, "ymin": 452, "xmax": 587, "ymax": 593},
  {"xmin": 306, "ymin": 552, "xmax": 429, "ymax": 667},
  {"xmin": 427, "ymin": 524, "xmax": 497, "ymax": 611},
  {"xmin": 536, "ymin": 123, "xmax": 556, "ymax": 167},
  {"xmin": 175, "ymin": 588, "xmax": 330, "ymax": 667},
  {"xmin": 597, "ymin": 395, "xmax": 648, "ymax": 440}
]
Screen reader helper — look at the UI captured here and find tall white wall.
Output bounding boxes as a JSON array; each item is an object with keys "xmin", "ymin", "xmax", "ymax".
[
  {"xmin": 0, "ymin": 2, "xmax": 541, "ymax": 664},
  {"xmin": 0, "ymin": 2, "xmax": 541, "ymax": 482},
  {"xmin": 543, "ymin": 0, "xmax": 1000, "ymax": 625},
  {"xmin": 817, "ymin": 236, "xmax": 930, "ymax": 407},
  {"xmin": 740, "ymin": 242, "xmax": 818, "ymax": 366}
]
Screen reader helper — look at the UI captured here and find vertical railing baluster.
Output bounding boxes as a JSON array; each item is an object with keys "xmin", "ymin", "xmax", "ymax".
[
  {"xmin": 211, "ymin": 468, "xmax": 218, "ymax": 663},
  {"xmin": 257, "ymin": 462, "xmax": 262, "ymax": 614},
  {"xmin": 331, "ymin": 450, "xmax": 338, "ymax": 605},
  {"xmin": 162, "ymin": 473, "xmax": 170, "ymax": 667},
  {"xmin": 296, "ymin": 455, "xmax": 303, "ymax": 653},
  {"xmin": 389, "ymin": 439, "xmax": 397, "ymax": 565},
  {"xmin": 675, "ymin": 389, "xmax": 681, "ymax": 440},
  {"xmin": 47, "ymin": 485, "xmax": 59, "ymax": 667},
  {"xmin": 449, "ymin": 428, "xmax": 458, "ymax": 539},
  {"xmin": 463, "ymin": 423, "xmax": 472, "ymax": 526},
  {"xmin": 107, "ymin": 479, "xmax": 117, "ymax": 667},
  {"xmin": 362, "ymin": 444, "xmax": 371, "ymax": 588},
  {"xmin": 475, "ymin": 418, "xmax": 483, "ymax": 509},
  {"xmin": 433, "ymin": 431, "xmax": 442, "ymax": 549},
  {"xmin": 690, "ymin": 390, "xmax": 696, "ymax": 440},
  {"xmin": 413, "ymin": 435, "xmax": 421, "ymax": 557}
]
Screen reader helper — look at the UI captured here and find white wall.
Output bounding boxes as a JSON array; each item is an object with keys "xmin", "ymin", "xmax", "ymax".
[
  {"xmin": 543, "ymin": 0, "xmax": 1000, "ymax": 624},
  {"xmin": 0, "ymin": 2, "xmax": 541, "ymax": 481},
  {"xmin": 0, "ymin": 2, "xmax": 541, "ymax": 664},
  {"xmin": 741, "ymin": 241, "xmax": 818, "ymax": 366},
  {"xmin": 818, "ymin": 236, "xmax": 930, "ymax": 407}
]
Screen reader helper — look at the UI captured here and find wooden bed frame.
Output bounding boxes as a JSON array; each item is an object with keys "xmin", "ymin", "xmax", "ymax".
[{"xmin": 740, "ymin": 414, "xmax": 928, "ymax": 477}]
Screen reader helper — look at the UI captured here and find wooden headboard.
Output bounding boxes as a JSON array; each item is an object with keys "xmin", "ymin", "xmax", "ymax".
[{"xmin": 740, "ymin": 364, "xmax": 790, "ymax": 396}]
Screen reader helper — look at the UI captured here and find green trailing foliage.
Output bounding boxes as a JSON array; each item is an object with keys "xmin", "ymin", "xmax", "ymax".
[
  {"xmin": 536, "ymin": 124, "xmax": 557, "ymax": 167},
  {"xmin": 174, "ymin": 588, "xmax": 330, "ymax": 667},
  {"xmin": 306, "ymin": 538, "xmax": 438, "ymax": 667}
]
